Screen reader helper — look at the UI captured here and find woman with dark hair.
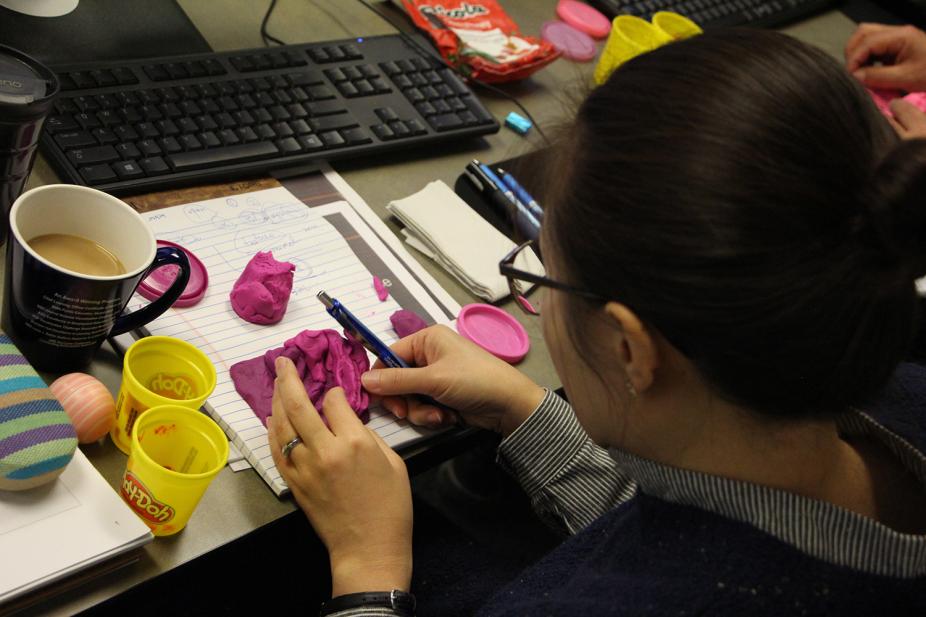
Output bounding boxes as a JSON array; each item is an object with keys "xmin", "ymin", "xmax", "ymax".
[{"xmin": 269, "ymin": 29, "xmax": 926, "ymax": 616}]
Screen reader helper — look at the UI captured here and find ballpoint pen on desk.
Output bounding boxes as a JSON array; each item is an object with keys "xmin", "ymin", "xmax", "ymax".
[
  {"xmin": 464, "ymin": 159, "xmax": 541, "ymax": 240},
  {"xmin": 496, "ymin": 167, "xmax": 544, "ymax": 223},
  {"xmin": 317, "ymin": 291, "xmax": 409, "ymax": 369}
]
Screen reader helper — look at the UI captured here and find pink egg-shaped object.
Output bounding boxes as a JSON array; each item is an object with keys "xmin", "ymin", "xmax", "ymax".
[{"xmin": 50, "ymin": 373, "xmax": 117, "ymax": 444}]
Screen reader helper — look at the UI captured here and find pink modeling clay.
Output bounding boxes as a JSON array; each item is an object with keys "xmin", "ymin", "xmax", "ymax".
[
  {"xmin": 373, "ymin": 276, "xmax": 389, "ymax": 301},
  {"xmin": 229, "ymin": 329, "xmax": 370, "ymax": 427},
  {"xmin": 230, "ymin": 251, "xmax": 295, "ymax": 325},
  {"xmin": 390, "ymin": 309, "xmax": 429, "ymax": 338},
  {"xmin": 868, "ymin": 88, "xmax": 926, "ymax": 118}
]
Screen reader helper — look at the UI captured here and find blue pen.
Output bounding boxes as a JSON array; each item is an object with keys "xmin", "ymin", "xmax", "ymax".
[
  {"xmin": 478, "ymin": 163, "xmax": 541, "ymax": 231},
  {"xmin": 497, "ymin": 168, "xmax": 544, "ymax": 222},
  {"xmin": 317, "ymin": 291, "xmax": 409, "ymax": 369}
]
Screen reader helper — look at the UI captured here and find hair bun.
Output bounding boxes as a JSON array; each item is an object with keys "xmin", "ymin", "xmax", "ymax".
[{"xmin": 866, "ymin": 139, "xmax": 926, "ymax": 279}]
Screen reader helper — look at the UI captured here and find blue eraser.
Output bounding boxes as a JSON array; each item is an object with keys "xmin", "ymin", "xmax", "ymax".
[{"xmin": 505, "ymin": 111, "xmax": 532, "ymax": 135}]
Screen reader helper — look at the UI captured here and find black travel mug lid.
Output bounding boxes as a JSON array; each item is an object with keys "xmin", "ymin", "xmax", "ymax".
[{"xmin": 0, "ymin": 45, "xmax": 58, "ymax": 113}]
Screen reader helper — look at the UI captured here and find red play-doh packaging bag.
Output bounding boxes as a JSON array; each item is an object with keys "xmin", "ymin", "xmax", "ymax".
[{"xmin": 399, "ymin": 0, "xmax": 560, "ymax": 82}]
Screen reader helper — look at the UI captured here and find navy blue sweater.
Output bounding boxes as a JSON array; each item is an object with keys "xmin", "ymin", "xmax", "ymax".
[{"xmin": 479, "ymin": 365, "xmax": 926, "ymax": 616}]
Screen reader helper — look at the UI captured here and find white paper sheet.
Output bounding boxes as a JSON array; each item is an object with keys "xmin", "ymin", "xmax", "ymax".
[{"xmin": 127, "ymin": 187, "xmax": 454, "ymax": 495}]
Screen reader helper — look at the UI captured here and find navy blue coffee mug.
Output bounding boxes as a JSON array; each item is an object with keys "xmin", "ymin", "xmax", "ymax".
[{"xmin": 2, "ymin": 184, "xmax": 190, "ymax": 372}]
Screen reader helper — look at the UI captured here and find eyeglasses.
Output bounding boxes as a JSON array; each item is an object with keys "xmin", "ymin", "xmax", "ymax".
[{"xmin": 499, "ymin": 240, "xmax": 607, "ymax": 315}]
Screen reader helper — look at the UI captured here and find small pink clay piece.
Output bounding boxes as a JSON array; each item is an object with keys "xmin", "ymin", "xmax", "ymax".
[
  {"xmin": 867, "ymin": 88, "xmax": 926, "ymax": 118},
  {"xmin": 556, "ymin": 0, "xmax": 611, "ymax": 39},
  {"xmin": 542, "ymin": 21, "xmax": 597, "ymax": 62},
  {"xmin": 230, "ymin": 251, "xmax": 295, "ymax": 325},
  {"xmin": 50, "ymin": 373, "xmax": 117, "ymax": 444},
  {"xmin": 456, "ymin": 303, "xmax": 530, "ymax": 364},
  {"xmin": 390, "ymin": 309, "xmax": 429, "ymax": 338},
  {"xmin": 373, "ymin": 275, "xmax": 389, "ymax": 301}
]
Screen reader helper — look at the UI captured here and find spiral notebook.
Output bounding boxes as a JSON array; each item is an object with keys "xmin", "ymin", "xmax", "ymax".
[{"xmin": 121, "ymin": 168, "xmax": 459, "ymax": 495}]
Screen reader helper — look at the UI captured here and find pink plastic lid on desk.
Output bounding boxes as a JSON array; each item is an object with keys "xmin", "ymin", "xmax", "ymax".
[
  {"xmin": 137, "ymin": 240, "xmax": 208, "ymax": 308},
  {"xmin": 556, "ymin": 0, "xmax": 611, "ymax": 39},
  {"xmin": 542, "ymin": 21, "xmax": 597, "ymax": 62},
  {"xmin": 456, "ymin": 304, "xmax": 530, "ymax": 364}
]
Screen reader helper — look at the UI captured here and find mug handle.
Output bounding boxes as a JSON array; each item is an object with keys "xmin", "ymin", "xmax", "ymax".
[{"xmin": 110, "ymin": 246, "xmax": 191, "ymax": 336}]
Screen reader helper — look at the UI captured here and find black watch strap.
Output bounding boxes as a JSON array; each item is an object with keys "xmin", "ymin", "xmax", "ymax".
[{"xmin": 319, "ymin": 590, "xmax": 416, "ymax": 617}]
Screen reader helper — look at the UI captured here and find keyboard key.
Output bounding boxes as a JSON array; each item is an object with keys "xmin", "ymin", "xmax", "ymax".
[
  {"xmin": 436, "ymin": 84, "xmax": 454, "ymax": 98},
  {"xmin": 439, "ymin": 69, "xmax": 469, "ymax": 95},
  {"xmin": 289, "ymin": 119, "xmax": 311, "ymax": 134},
  {"xmin": 458, "ymin": 110, "xmax": 478, "ymax": 126},
  {"xmin": 159, "ymin": 136, "xmax": 183, "ymax": 153},
  {"xmin": 135, "ymin": 122, "xmax": 160, "ymax": 139},
  {"xmin": 370, "ymin": 77, "xmax": 391, "ymax": 93},
  {"xmin": 74, "ymin": 95, "xmax": 99, "ymax": 112},
  {"xmin": 389, "ymin": 121, "xmax": 411, "ymax": 138},
  {"xmin": 156, "ymin": 119, "xmax": 180, "ymax": 136},
  {"xmin": 203, "ymin": 58, "xmax": 226, "ymax": 76},
  {"xmin": 233, "ymin": 110, "xmax": 256, "ymax": 125},
  {"xmin": 337, "ymin": 82, "xmax": 359, "ymax": 97},
  {"xmin": 380, "ymin": 61, "xmax": 401, "ymax": 76},
  {"xmin": 393, "ymin": 74, "xmax": 413, "ymax": 89},
  {"xmin": 143, "ymin": 65, "xmax": 170, "ymax": 81},
  {"xmin": 116, "ymin": 91, "xmax": 140, "ymax": 106},
  {"xmin": 308, "ymin": 47, "xmax": 331, "ymax": 63},
  {"xmin": 307, "ymin": 85, "xmax": 335, "ymax": 100},
  {"xmin": 309, "ymin": 113, "xmax": 359, "ymax": 132},
  {"xmin": 354, "ymin": 80, "xmax": 375, "ymax": 96},
  {"xmin": 271, "ymin": 121, "xmax": 294, "ymax": 138},
  {"xmin": 57, "ymin": 74, "xmax": 78, "ymax": 91},
  {"xmin": 71, "ymin": 71, "xmax": 97, "ymax": 89},
  {"xmin": 165, "ymin": 62, "xmax": 189, "ymax": 80},
  {"xmin": 55, "ymin": 130, "xmax": 96, "ymax": 149},
  {"xmin": 79, "ymin": 164, "xmax": 117, "ymax": 184},
  {"xmin": 67, "ymin": 145, "xmax": 119, "ymax": 166},
  {"xmin": 371, "ymin": 123, "xmax": 394, "ymax": 140},
  {"xmin": 236, "ymin": 94, "xmax": 257, "ymax": 110},
  {"xmin": 319, "ymin": 130, "xmax": 346, "ymax": 148},
  {"xmin": 276, "ymin": 137, "xmax": 301, "ymax": 154},
  {"xmin": 415, "ymin": 102, "xmax": 437, "ymax": 116},
  {"xmin": 375, "ymin": 107, "xmax": 399, "ymax": 123},
  {"xmin": 255, "ymin": 124, "xmax": 276, "ymax": 139},
  {"xmin": 405, "ymin": 119, "xmax": 427, "ymax": 135},
  {"xmin": 270, "ymin": 105, "xmax": 291, "ymax": 121},
  {"xmin": 195, "ymin": 115, "xmax": 218, "ymax": 132},
  {"xmin": 112, "ymin": 160, "xmax": 144, "ymax": 180},
  {"xmin": 216, "ymin": 112, "xmax": 236, "ymax": 129},
  {"xmin": 326, "ymin": 46, "xmax": 346, "ymax": 61},
  {"xmin": 199, "ymin": 131, "xmax": 221, "ymax": 148},
  {"xmin": 181, "ymin": 100, "xmax": 203, "ymax": 116},
  {"xmin": 405, "ymin": 88, "xmax": 424, "ymax": 103},
  {"xmin": 217, "ymin": 129, "xmax": 240, "ymax": 146},
  {"xmin": 180, "ymin": 134, "xmax": 204, "ymax": 150},
  {"xmin": 304, "ymin": 100, "xmax": 345, "ymax": 117},
  {"xmin": 341, "ymin": 127, "xmax": 372, "ymax": 145},
  {"xmin": 75, "ymin": 113, "xmax": 101, "ymax": 129},
  {"xmin": 342, "ymin": 66, "xmax": 362, "ymax": 81},
  {"xmin": 446, "ymin": 97, "xmax": 468, "ymax": 112},
  {"xmin": 428, "ymin": 113, "xmax": 462, "ymax": 131},
  {"xmin": 396, "ymin": 59, "xmax": 415, "ymax": 73},
  {"xmin": 95, "ymin": 94, "xmax": 119, "ymax": 109},
  {"xmin": 178, "ymin": 117, "xmax": 199, "ymax": 134},
  {"xmin": 138, "ymin": 105, "xmax": 163, "ymax": 121},
  {"xmin": 55, "ymin": 99, "xmax": 79, "ymax": 114},
  {"xmin": 115, "ymin": 142, "xmax": 141, "ymax": 159},
  {"xmin": 325, "ymin": 68, "xmax": 347, "ymax": 83},
  {"xmin": 139, "ymin": 156, "xmax": 170, "ymax": 175},
  {"xmin": 137, "ymin": 139, "xmax": 162, "ymax": 156},
  {"xmin": 91, "ymin": 127, "xmax": 118, "ymax": 144},
  {"xmin": 167, "ymin": 141, "xmax": 279, "ymax": 171},
  {"xmin": 46, "ymin": 115, "xmax": 79, "ymax": 133},
  {"xmin": 298, "ymin": 134, "xmax": 324, "ymax": 151},
  {"xmin": 411, "ymin": 57, "xmax": 431, "ymax": 71},
  {"xmin": 273, "ymin": 90, "xmax": 292, "ymax": 105},
  {"xmin": 433, "ymin": 100, "xmax": 451, "ymax": 114},
  {"xmin": 186, "ymin": 61, "xmax": 208, "ymax": 78},
  {"xmin": 236, "ymin": 127, "xmax": 259, "ymax": 143},
  {"xmin": 341, "ymin": 44, "xmax": 362, "ymax": 59}
]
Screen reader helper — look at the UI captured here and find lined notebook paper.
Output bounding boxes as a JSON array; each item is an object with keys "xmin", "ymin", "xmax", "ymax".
[{"xmin": 126, "ymin": 187, "xmax": 454, "ymax": 495}]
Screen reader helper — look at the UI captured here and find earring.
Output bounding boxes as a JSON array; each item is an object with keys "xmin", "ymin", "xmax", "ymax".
[{"xmin": 625, "ymin": 377, "xmax": 637, "ymax": 398}]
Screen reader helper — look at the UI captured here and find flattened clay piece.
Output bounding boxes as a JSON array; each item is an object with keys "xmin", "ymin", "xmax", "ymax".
[
  {"xmin": 230, "ymin": 329, "xmax": 370, "ymax": 426},
  {"xmin": 230, "ymin": 251, "xmax": 295, "ymax": 325},
  {"xmin": 373, "ymin": 275, "xmax": 389, "ymax": 301},
  {"xmin": 390, "ymin": 309, "xmax": 429, "ymax": 338}
]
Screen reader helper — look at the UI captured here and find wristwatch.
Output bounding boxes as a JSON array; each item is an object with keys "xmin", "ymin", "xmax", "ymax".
[{"xmin": 319, "ymin": 590, "xmax": 416, "ymax": 616}]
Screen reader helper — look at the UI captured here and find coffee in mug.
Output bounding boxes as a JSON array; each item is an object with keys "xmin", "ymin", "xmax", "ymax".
[{"xmin": 28, "ymin": 234, "xmax": 127, "ymax": 277}]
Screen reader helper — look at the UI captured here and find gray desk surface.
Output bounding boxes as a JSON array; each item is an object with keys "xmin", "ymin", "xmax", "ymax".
[{"xmin": 15, "ymin": 1, "xmax": 859, "ymax": 614}]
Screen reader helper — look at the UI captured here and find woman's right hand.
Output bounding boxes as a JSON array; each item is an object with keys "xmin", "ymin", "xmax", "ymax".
[
  {"xmin": 845, "ymin": 24, "xmax": 926, "ymax": 92},
  {"xmin": 361, "ymin": 325, "xmax": 546, "ymax": 436}
]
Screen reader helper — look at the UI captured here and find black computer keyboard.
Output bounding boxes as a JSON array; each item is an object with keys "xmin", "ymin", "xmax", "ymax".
[
  {"xmin": 40, "ymin": 34, "xmax": 499, "ymax": 195},
  {"xmin": 589, "ymin": 0, "xmax": 838, "ymax": 28}
]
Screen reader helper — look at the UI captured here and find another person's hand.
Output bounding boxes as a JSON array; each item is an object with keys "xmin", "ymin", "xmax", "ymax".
[
  {"xmin": 268, "ymin": 356, "xmax": 413, "ymax": 597},
  {"xmin": 888, "ymin": 98, "xmax": 926, "ymax": 139},
  {"xmin": 845, "ymin": 23, "xmax": 926, "ymax": 92},
  {"xmin": 361, "ymin": 325, "xmax": 546, "ymax": 436}
]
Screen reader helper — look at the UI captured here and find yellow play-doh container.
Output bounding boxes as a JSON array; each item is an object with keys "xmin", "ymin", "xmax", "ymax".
[
  {"xmin": 594, "ymin": 15, "xmax": 673, "ymax": 85},
  {"xmin": 111, "ymin": 336, "xmax": 216, "ymax": 454},
  {"xmin": 121, "ymin": 404, "xmax": 228, "ymax": 536},
  {"xmin": 652, "ymin": 11, "xmax": 703, "ymax": 41}
]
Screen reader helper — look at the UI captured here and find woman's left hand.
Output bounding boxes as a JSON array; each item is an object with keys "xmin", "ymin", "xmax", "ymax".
[
  {"xmin": 268, "ymin": 356, "xmax": 413, "ymax": 596},
  {"xmin": 889, "ymin": 98, "xmax": 926, "ymax": 139}
]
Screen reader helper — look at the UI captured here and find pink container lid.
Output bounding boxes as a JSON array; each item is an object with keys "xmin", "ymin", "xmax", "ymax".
[
  {"xmin": 137, "ymin": 240, "xmax": 208, "ymax": 308},
  {"xmin": 456, "ymin": 304, "xmax": 530, "ymax": 364},
  {"xmin": 556, "ymin": 0, "xmax": 611, "ymax": 39},
  {"xmin": 542, "ymin": 20, "xmax": 597, "ymax": 62}
]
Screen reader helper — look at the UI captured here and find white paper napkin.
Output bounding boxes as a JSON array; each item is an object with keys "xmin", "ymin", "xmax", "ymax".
[{"xmin": 387, "ymin": 180, "xmax": 544, "ymax": 301}]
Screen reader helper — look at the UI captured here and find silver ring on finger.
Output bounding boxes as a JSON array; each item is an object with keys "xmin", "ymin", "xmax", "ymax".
[{"xmin": 281, "ymin": 436, "xmax": 302, "ymax": 458}]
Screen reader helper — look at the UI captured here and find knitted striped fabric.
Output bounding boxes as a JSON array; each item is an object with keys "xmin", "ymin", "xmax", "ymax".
[{"xmin": 0, "ymin": 334, "xmax": 77, "ymax": 491}]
